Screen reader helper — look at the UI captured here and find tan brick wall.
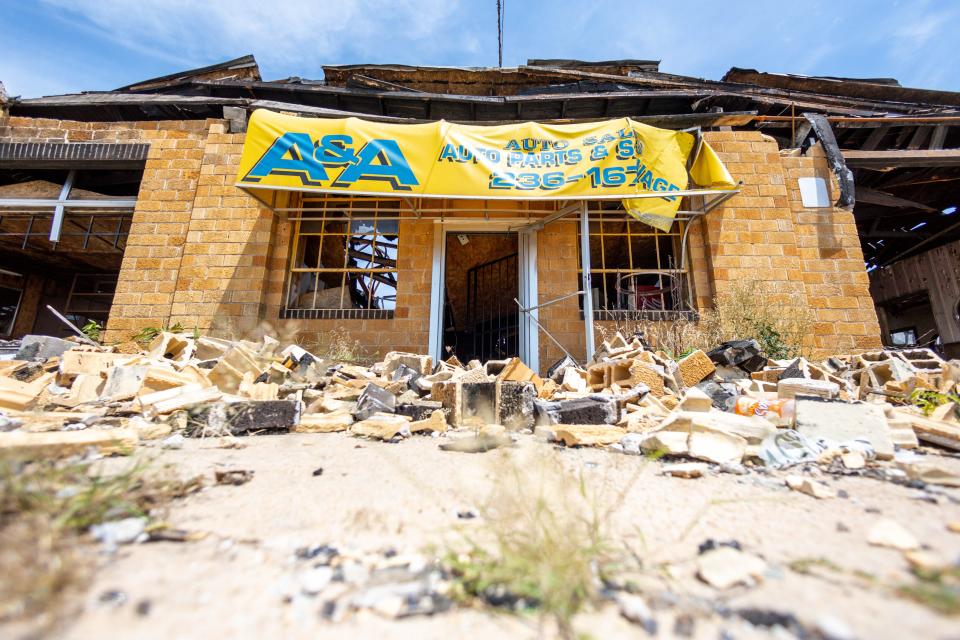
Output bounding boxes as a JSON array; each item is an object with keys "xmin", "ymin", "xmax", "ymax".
[
  {"xmin": 699, "ymin": 131, "xmax": 808, "ymax": 308},
  {"xmin": 782, "ymin": 144, "xmax": 882, "ymax": 354},
  {"xmin": 262, "ymin": 212, "xmax": 433, "ymax": 360},
  {"xmin": 537, "ymin": 220, "xmax": 585, "ymax": 366},
  {"xmin": 1, "ymin": 117, "xmax": 881, "ymax": 361},
  {"xmin": 167, "ymin": 125, "xmax": 275, "ymax": 336},
  {"xmin": 0, "ymin": 116, "xmax": 216, "ymax": 342}
]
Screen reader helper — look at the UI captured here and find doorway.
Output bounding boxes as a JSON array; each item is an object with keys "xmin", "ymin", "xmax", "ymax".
[{"xmin": 442, "ymin": 232, "xmax": 518, "ymax": 362}]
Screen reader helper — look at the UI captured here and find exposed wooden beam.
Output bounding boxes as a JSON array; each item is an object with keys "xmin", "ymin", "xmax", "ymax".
[
  {"xmin": 861, "ymin": 230, "xmax": 931, "ymax": 239},
  {"xmin": 907, "ymin": 126, "xmax": 931, "ymax": 150},
  {"xmin": 860, "ymin": 126, "xmax": 889, "ymax": 151},
  {"xmin": 855, "ymin": 186, "xmax": 938, "ymax": 211},
  {"xmin": 843, "ymin": 149, "xmax": 960, "ymax": 168},
  {"xmin": 928, "ymin": 124, "xmax": 948, "ymax": 150}
]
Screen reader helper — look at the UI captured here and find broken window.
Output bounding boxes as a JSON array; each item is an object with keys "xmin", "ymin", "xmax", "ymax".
[
  {"xmin": 0, "ymin": 285, "xmax": 22, "ymax": 336},
  {"xmin": 577, "ymin": 202, "xmax": 689, "ymax": 319},
  {"xmin": 284, "ymin": 196, "xmax": 400, "ymax": 319},
  {"xmin": 65, "ymin": 273, "xmax": 118, "ymax": 327}
]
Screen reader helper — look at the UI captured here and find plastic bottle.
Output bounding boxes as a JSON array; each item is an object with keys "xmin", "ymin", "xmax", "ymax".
[{"xmin": 734, "ymin": 397, "xmax": 795, "ymax": 425}]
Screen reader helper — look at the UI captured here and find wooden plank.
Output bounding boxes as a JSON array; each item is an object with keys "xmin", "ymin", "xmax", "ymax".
[
  {"xmin": 907, "ymin": 126, "xmax": 931, "ymax": 150},
  {"xmin": 892, "ymin": 409, "xmax": 960, "ymax": 451},
  {"xmin": 855, "ymin": 186, "xmax": 938, "ymax": 211},
  {"xmin": 929, "ymin": 124, "xmax": 948, "ymax": 150},
  {"xmin": 843, "ymin": 149, "xmax": 960, "ymax": 168},
  {"xmin": 861, "ymin": 126, "xmax": 890, "ymax": 150}
]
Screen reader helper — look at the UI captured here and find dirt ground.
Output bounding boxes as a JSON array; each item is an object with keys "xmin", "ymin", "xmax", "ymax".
[{"xmin": 21, "ymin": 433, "xmax": 960, "ymax": 639}]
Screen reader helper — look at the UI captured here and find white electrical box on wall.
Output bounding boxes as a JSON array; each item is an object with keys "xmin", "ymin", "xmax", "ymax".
[{"xmin": 798, "ymin": 177, "xmax": 830, "ymax": 208}]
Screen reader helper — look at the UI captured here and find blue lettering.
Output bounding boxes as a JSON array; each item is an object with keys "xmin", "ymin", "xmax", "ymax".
[{"xmin": 244, "ymin": 132, "xmax": 328, "ymax": 185}]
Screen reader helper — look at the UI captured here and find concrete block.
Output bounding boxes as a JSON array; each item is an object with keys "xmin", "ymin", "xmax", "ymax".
[
  {"xmin": 777, "ymin": 377, "xmax": 839, "ymax": 400},
  {"xmin": 795, "ymin": 398, "xmax": 894, "ymax": 460},
  {"xmin": 431, "ymin": 380, "xmax": 496, "ymax": 427},
  {"xmin": 496, "ymin": 381, "xmax": 535, "ymax": 430},
  {"xmin": 549, "ymin": 396, "xmax": 620, "ymax": 425},
  {"xmin": 396, "ymin": 399, "xmax": 444, "ymax": 422},
  {"xmin": 189, "ymin": 400, "xmax": 299, "ymax": 436},
  {"xmin": 707, "ymin": 339, "xmax": 766, "ymax": 372},
  {"xmin": 462, "ymin": 381, "xmax": 497, "ymax": 425},
  {"xmin": 16, "ymin": 335, "xmax": 74, "ymax": 362},
  {"xmin": 696, "ymin": 381, "xmax": 739, "ymax": 411},
  {"xmin": 677, "ymin": 350, "xmax": 716, "ymax": 387},
  {"xmin": 353, "ymin": 383, "xmax": 396, "ymax": 421}
]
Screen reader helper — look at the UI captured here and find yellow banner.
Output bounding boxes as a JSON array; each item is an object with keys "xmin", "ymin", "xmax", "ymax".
[{"xmin": 236, "ymin": 109, "xmax": 735, "ymax": 214}]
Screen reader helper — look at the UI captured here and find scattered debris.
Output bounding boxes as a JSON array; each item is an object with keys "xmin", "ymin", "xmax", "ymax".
[
  {"xmin": 867, "ymin": 519, "xmax": 920, "ymax": 551},
  {"xmin": 215, "ymin": 469, "xmax": 254, "ymax": 486},
  {"xmin": 786, "ymin": 475, "xmax": 837, "ymax": 499},
  {"xmin": 697, "ymin": 547, "xmax": 768, "ymax": 589},
  {"xmin": 662, "ymin": 462, "xmax": 708, "ymax": 478}
]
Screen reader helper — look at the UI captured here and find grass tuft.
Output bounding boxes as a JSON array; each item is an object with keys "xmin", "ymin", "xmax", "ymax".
[
  {"xmin": 0, "ymin": 456, "xmax": 202, "ymax": 628},
  {"xmin": 442, "ymin": 449, "xmax": 639, "ymax": 639}
]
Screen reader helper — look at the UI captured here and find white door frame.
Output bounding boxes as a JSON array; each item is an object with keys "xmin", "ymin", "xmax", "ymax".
[{"xmin": 428, "ymin": 220, "xmax": 538, "ymax": 370}]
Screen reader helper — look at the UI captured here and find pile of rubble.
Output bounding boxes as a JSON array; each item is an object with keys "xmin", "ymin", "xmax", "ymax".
[{"xmin": 0, "ymin": 331, "xmax": 958, "ymax": 477}]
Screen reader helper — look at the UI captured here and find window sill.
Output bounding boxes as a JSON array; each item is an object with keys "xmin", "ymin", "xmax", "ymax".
[{"xmin": 280, "ymin": 308, "xmax": 395, "ymax": 320}]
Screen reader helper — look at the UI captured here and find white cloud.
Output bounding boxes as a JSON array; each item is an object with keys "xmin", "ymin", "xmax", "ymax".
[{"xmin": 39, "ymin": 0, "xmax": 464, "ymax": 77}]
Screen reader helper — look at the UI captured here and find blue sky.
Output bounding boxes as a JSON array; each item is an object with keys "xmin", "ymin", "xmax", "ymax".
[{"xmin": 1, "ymin": 0, "xmax": 957, "ymax": 98}]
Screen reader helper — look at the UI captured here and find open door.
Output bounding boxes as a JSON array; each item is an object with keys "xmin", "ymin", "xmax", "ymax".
[
  {"xmin": 429, "ymin": 225, "xmax": 539, "ymax": 370},
  {"xmin": 441, "ymin": 232, "xmax": 518, "ymax": 362}
]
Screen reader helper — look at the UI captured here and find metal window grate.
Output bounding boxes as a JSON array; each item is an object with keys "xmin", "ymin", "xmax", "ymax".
[
  {"xmin": 284, "ymin": 194, "xmax": 402, "ymax": 318},
  {"xmin": 577, "ymin": 201, "xmax": 689, "ymax": 318}
]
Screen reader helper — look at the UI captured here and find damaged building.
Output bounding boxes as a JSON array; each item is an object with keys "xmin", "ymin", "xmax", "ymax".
[{"xmin": 1, "ymin": 56, "xmax": 958, "ymax": 368}]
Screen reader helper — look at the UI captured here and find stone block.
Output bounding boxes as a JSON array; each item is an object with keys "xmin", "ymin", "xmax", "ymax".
[
  {"xmin": 383, "ymin": 351, "xmax": 432, "ymax": 376},
  {"xmin": 554, "ymin": 425, "xmax": 626, "ymax": 447},
  {"xmin": 294, "ymin": 411, "xmax": 354, "ymax": 433},
  {"xmin": 688, "ymin": 429, "xmax": 747, "ymax": 464},
  {"xmin": 351, "ymin": 412, "xmax": 411, "ymax": 440},
  {"xmin": 678, "ymin": 387, "xmax": 713, "ymax": 412}
]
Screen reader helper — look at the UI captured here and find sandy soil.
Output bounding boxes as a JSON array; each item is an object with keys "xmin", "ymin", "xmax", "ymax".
[{"xmin": 29, "ymin": 433, "xmax": 960, "ymax": 639}]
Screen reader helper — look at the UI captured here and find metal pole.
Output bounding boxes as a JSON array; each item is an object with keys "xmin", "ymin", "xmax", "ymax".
[
  {"xmin": 50, "ymin": 170, "xmax": 76, "ymax": 243},
  {"xmin": 580, "ymin": 202, "xmax": 595, "ymax": 362},
  {"xmin": 514, "ymin": 298, "xmax": 578, "ymax": 366}
]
